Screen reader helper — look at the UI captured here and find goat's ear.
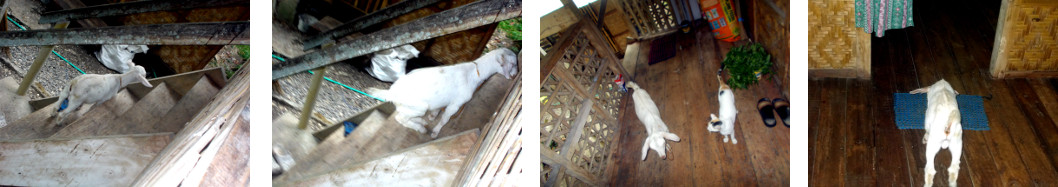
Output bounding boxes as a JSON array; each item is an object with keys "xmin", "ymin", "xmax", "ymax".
[
  {"xmin": 140, "ymin": 76, "xmax": 153, "ymax": 88},
  {"xmin": 641, "ymin": 139, "xmax": 650, "ymax": 160},
  {"xmin": 664, "ymin": 133, "xmax": 680, "ymax": 142}
]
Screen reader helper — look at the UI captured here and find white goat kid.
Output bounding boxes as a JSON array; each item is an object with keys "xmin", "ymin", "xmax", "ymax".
[
  {"xmin": 910, "ymin": 79, "xmax": 963, "ymax": 187},
  {"xmin": 368, "ymin": 49, "xmax": 518, "ymax": 138},
  {"xmin": 709, "ymin": 73, "xmax": 738, "ymax": 144},
  {"xmin": 54, "ymin": 61, "xmax": 152, "ymax": 125},
  {"xmin": 626, "ymin": 81, "xmax": 681, "ymax": 160}
]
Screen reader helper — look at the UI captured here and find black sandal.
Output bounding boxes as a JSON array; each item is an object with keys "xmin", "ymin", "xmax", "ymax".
[
  {"xmin": 773, "ymin": 98, "xmax": 790, "ymax": 128},
  {"xmin": 758, "ymin": 98, "xmax": 776, "ymax": 127}
]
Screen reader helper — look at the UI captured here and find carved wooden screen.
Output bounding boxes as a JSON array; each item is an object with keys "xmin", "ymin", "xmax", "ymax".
[
  {"xmin": 540, "ymin": 21, "xmax": 628, "ymax": 186},
  {"xmin": 619, "ymin": 0, "xmax": 678, "ymax": 37}
]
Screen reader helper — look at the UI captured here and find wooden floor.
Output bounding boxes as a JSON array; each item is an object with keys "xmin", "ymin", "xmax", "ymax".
[
  {"xmin": 809, "ymin": 1, "xmax": 1058, "ymax": 186},
  {"xmin": 606, "ymin": 28, "xmax": 790, "ymax": 185}
]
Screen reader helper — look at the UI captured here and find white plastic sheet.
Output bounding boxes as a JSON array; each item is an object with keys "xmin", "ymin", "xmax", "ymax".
[
  {"xmin": 368, "ymin": 45, "xmax": 420, "ymax": 82},
  {"xmin": 96, "ymin": 45, "xmax": 149, "ymax": 73}
]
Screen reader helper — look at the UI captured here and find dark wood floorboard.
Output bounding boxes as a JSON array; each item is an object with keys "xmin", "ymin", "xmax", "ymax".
[{"xmin": 608, "ymin": 26, "xmax": 789, "ymax": 185}]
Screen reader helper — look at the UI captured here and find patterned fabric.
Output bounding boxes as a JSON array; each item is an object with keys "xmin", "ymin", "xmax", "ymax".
[
  {"xmin": 855, "ymin": 0, "xmax": 914, "ymax": 37},
  {"xmin": 893, "ymin": 93, "xmax": 989, "ymax": 131}
]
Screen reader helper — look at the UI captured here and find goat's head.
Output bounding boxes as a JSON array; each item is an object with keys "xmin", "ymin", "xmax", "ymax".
[
  {"xmin": 485, "ymin": 48, "xmax": 518, "ymax": 79},
  {"xmin": 641, "ymin": 132, "xmax": 680, "ymax": 160},
  {"xmin": 127, "ymin": 61, "xmax": 153, "ymax": 88}
]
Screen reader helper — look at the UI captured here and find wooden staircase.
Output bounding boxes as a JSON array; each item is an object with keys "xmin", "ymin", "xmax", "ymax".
[{"xmin": 0, "ymin": 68, "xmax": 228, "ymax": 186}]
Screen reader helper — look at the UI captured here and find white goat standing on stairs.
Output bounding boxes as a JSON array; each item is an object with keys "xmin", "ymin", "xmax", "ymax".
[
  {"xmin": 368, "ymin": 48, "xmax": 518, "ymax": 138},
  {"xmin": 53, "ymin": 61, "xmax": 152, "ymax": 125},
  {"xmin": 626, "ymin": 81, "xmax": 681, "ymax": 160}
]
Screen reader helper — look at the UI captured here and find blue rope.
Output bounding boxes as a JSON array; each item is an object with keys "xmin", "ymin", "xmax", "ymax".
[
  {"xmin": 273, "ymin": 54, "xmax": 385, "ymax": 102},
  {"xmin": 6, "ymin": 15, "xmax": 85, "ymax": 74}
]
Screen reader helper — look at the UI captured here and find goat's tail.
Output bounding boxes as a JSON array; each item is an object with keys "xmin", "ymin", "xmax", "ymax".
[
  {"xmin": 366, "ymin": 87, "xmax": 391, "ymax": 101},
  {"xmin": 626, "ymin": 81, "xmax": 640, "ymax": 90},
  {"xmin": 942, "ymin": 112, "xmax": 960, "ymax": 149}
]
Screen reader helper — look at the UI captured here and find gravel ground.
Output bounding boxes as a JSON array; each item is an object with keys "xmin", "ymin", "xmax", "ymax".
[{"xmin": 1, "ymin": 24, "xmax": 118, "ymax": 99}]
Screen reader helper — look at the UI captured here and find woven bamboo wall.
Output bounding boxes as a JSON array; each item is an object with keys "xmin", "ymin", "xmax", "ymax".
[
  {"xmin": 990, "ymin": 0, "xmax": 1058, "ymax": 78},
  {"xmin": 108, "ymin": 0, "xmax": 250, "ymax": 74},
  {"xmin": 807, "ymin": 0, "xmax": 871, "ymax": 79},
  {"xmin": 381, "ymin": 0, "xmax": 496, "ymax": 64},
  {"xmin": 540, "ymin": 23, "xmax": 627, "ymax": 186}
]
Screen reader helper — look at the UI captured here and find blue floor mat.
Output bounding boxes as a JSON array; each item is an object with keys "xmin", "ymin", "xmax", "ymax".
[{"xmin": 893, "ymin": 93, "xmax": 989, "ymax": 130}]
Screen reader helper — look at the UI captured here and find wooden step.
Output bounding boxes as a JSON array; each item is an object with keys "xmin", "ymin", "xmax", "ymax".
[
  {"xmin": 274, "ymin": 108, "xmax": 435, "ymax": 182},
  {"xmin": 142, "ymin": 76, "xmax": 220, "ymax": 133},
  {"xmin": 276, "ymin": 129, "xmax": 480, "ymax": 186},
  {"xmin": 51, "ymin": 83, "xmax": 177, "ymax": 139},
  {"xmin": 0, "ymin": 89, "xmax": 137, "ymax": 141},
  {"xmin": 0, "ymin": 133, "xmax": 173, "ymax": 186}
]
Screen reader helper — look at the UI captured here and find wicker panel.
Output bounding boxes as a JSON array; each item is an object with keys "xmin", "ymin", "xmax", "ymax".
[
  {"xmin": 593, "ymin": 67, "xmax": 623, "ymax": 117},
  {"xmin": 999, "ymin": 5, "xmax": 1058, "ymax": 71},
  {"xmin": 541, "ymin": 75, "xmax": 583, "ymax": 155},
  {"xmin": 621, "ymin": 0, "xmax": 677, "ymax": 36},
  {"xmin": 568, "ymin": 109, "xmax": 619, "ymax": 177},
  {"xmin": 807, "ymin": 0, "xmax": 870, "ymax": 71}
]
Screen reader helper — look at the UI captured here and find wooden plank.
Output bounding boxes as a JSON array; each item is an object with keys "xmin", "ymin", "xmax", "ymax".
[
  {"xmin": 131, "ymin": 63, "xmax": 250, "ymax": 186},
  {"xmin": 1006, "ymin": 79, "xmax": 1058, "ymax": 175},
  {"xmin": 50, "ymin": 83, "xmax": 177, "ymax": 139},
  {"xmin": 279, "ymin": 129, "xmax": 479, "ymax": 186},
  {"xmin": 843, "ymin": 79, "xmax": 875, "ymax": 185},
  {"xmin": 272, "ymin": 0, "xmax": 520, "ymax": 79},
  {"xmin": 867, "ymin": 29, "xmax": 914, "ymax": 186},
  {"xmin": 28, "ymin": 68, "xmax": 225, "ymax": 111},
  {"xmin": 0, "ymin": 133, "xmax": 173, "ymax": 186},
  {"xmin": 810, "ymin": 78, "xmax": 847, "ymax": 186},
  {"xmin": 1033, "ymin": 79, "xmax": 1058, "ymax": 135},
  {"xmin": 1, "ymin": 90, "xmax": 134, "ymax": 141},
  {"xmin": 39, "ymin": 0, "xmax": 248, "ymax": 24},
  {"xmin": 150, "ymin": 76, "xmax": 221, "ymax": 134},
  {"xmin": 453, "ymin": 77, "xmax": 523, "ymax": 186},
  {"xmin": 195, "ymin": 114, "xmax": 250, "ymax": 186},
  {"xmin": 989, "ymin": 79, "xmax": 1058, "ymax": 185},
  {"xmin": 301, "ymin": 0, "xmax": 444, "ymax": 50},
  {"xmin": 0, "ymin": 21, "xmax": 249, "ymax": 46},
  {"xmin": 274, "ymin": 107, "xmax": 433, "ymax": 183}
]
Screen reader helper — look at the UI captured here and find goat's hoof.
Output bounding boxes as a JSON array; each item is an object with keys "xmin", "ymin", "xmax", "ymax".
[{"xmin": 430, "ymin": 132, "xmax": 439, "ymax": 138}]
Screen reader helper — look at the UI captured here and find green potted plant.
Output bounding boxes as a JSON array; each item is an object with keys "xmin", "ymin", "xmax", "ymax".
[{"xmin": 721, "ymin": 43, "xmax": 772, "ymax": 89}]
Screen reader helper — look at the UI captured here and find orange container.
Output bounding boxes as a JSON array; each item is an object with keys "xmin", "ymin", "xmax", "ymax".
[{"xmin": 700, "ymin": 0, "xmax": 741, "ymax": 42}]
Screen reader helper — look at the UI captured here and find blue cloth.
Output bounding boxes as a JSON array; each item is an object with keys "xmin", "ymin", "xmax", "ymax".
[
  {"xmin": 343, "ymin": 121, "xmax": 358, "ymax": 137},
  {"xmin": 57, "ymin": 99, "xmax": 69, "ymax": 112},
  {"xmin": 893, "ymin": 93, "xmax": 989, "ymax": 130}
]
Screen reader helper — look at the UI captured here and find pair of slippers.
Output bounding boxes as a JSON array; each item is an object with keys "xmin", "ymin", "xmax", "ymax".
[{"xmin": 758, "ymin": 98, "xmax": 790, "ymax": 128}]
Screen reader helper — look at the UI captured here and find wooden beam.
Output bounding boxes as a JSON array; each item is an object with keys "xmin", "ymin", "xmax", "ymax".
[
  {"xmin": 272, "ymin": 0, "xmax": 521, "ymax": 80},
  {"xmin": 301, "ymin": 0, "xmax": 444, "ymax": 50},
  {"xmin": 0, "ymin": 133, "xmax": 174, "ymax": 186},
  {"xmin": 0, "ymin": 21, "xmax": 249, "ymax": 46},
  {"xmin": 40, "ymin": 0, "xmax": 249, "ymax": 24},
  {"xmin": 131, "ymin": 63, "xmax": 250, "ymax": 186}
]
